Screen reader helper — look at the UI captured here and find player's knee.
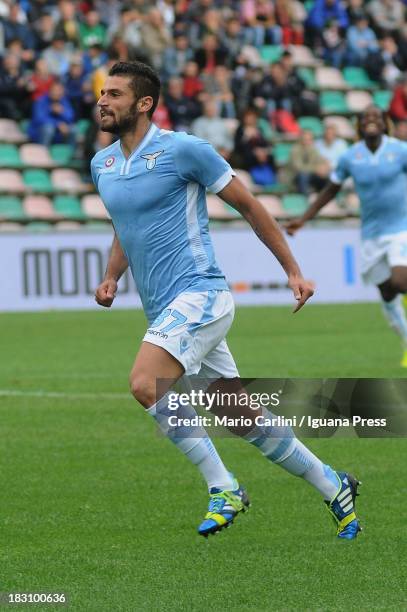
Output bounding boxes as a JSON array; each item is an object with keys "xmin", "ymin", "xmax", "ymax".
[
  {"xmin": 129, "ymin": 373, "xmax": 156, "ymax": 408},
  {"xmin": 390, "ymin": 272, "xmax": 407, "ymax": 294}
]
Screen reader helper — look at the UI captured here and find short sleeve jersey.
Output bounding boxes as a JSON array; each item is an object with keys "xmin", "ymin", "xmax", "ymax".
[
  {"xmin": 91, "ymin": 124, "xmax": 234, "ymax": 323},
  {"xmin": 330, "ymin": 136, "xmax": 407, "ymax": 239}
]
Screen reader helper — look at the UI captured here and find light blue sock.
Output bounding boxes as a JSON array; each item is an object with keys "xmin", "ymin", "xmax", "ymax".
[
  {"xmin": 147, "ymin": 392, "xmax": 234, "ymax": 491},
  {"xmin": 381, "ymin": 295, "xmax": 407, "ymax": 345},
  {"xmin": 244, "ymin": 408, "xmax": 340, "ymax": 501}
]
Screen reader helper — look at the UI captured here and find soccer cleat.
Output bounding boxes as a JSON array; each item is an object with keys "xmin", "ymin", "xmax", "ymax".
[
  {"xmin": 325, "ymin": 472, "xmax": 362, "ymax": 540},
  {"xmin": 198, "ymin": 478, "xmax": 250, "ymax": 537},
  {"xmin": 401, "ymin": 348, "xmax": 407, "ymax": 368}
]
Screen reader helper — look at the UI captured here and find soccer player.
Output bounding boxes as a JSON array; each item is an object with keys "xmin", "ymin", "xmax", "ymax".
[
  {"xmin": 92, "ymin": 61, "xmax": 361, "ymax": 539},
  {"xmin": 286, "ymin": 105, "xmax": 407, "ymax": 367}
]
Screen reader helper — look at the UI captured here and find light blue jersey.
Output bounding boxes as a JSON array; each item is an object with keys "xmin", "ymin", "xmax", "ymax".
[
  {"xmin": 91, "ymin": 124, "xmax": 234, "ymax": 323},
  {"xmin": 331, "ymin": 136, "xmax": 407, "ymax": 239}
]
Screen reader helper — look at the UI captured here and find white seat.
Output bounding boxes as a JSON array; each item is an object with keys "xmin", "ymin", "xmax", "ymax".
[
  {"xmin": 346, "ymin": 91, "xmax": 373, "ymax": 113},
  {"xmin": 51, "ymin": 169, "xmax": 90, "ymax": 193},
  {"xmin": 82, "ymin": 194, "xmax": 110, "ymax": 219},
  {"xmin": 325, "ymin": 116, "xmax": 355, "ymax": 139},
  {"xmin": 206, "ymin": 194, "xmax": 234, "ymax": 219},
  {"xmin": 257, "ymin": 195, "xmax": 286, "ymax": 219},
  {"xmin": 0, "ymin": 170, "xmax": 26, "ymax": 192},
  {"xmin": 23, "ymin": 195, "xmax": 56, "ymax": 219},
  {"xmin": 20, "ymin": 144, "xmax": 56, "ymax": 168},
  {"xmin": 288, "ymin": 45, "xmax": 319, "ymax": 67},
  {"xmin": 0, "ymin": 119, "xmax": 27, "ymax": 143},
  {"xmin": 316, "ymin": 67, "xmax": 347, "ymax": 89}
]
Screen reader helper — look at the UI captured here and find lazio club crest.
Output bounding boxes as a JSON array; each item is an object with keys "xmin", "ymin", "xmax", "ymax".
[{"xmin": 141, "ymin": 150, "xmax": 164, "ymax": 170}]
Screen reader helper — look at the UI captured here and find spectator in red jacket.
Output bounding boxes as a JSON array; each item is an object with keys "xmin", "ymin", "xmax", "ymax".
[{"xmin": 389, "ymin": 80, "xmax": 407, "ymax": 121}]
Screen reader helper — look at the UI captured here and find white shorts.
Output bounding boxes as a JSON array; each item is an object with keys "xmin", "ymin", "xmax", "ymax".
[
  {"xmin": 143, "ymin": 290, "xmax": 239, "ymax": 378},
  {"xmin": 361, "ymin": 231, "xmax": 407, "ymax": 285}
]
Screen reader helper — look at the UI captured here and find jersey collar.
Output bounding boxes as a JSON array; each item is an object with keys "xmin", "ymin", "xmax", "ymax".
[
  {"xmin": 120, "ymin": 123, "xmax": 159, "ymax": 176},
  {"xmin": 362, "ymin": 134, "xmax": 388, "ymax": 160}
]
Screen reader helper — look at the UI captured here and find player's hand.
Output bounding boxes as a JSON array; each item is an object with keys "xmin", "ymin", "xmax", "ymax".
[
  {"xmin": 95, "ymin": 278, "xmax": 118, "ymax": 307},
  {"xmin": 288, "ymin": 275, "xmax": 315, "ymax": 313},
  {"xmin": 284, "ymin": 218, "xmax": 305, "ymax": 236}
]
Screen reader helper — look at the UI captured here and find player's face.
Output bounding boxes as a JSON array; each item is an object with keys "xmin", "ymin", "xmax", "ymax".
[
  {"xmin": 97, "ymin": 76, "xmax": 139, "ymax": 134},
  {"xmin": 360, "ymin": 107, "xmax": 385, "ymax": 138}
]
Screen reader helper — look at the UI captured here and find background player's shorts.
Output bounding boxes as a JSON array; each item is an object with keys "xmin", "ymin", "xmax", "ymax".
[
  {"xmin": 143, "ymin": 290, "xmax": 239, "ymax": 378},
  {"xmin": 361, "ymin": 231, "xmax": 407, "ymax": 285}
]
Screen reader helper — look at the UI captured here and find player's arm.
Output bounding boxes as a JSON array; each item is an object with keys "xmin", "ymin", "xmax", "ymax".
[
  {"xmin": 217, "ymin": 177, "xmax": 314, "ymax": 312},
  {"xmin": 285, "ymin": 181, "xmax": 341, "ymax": 235},
  {"xmin": 95, "ymin": 232, "xmax": 129, "ymax": 308}
]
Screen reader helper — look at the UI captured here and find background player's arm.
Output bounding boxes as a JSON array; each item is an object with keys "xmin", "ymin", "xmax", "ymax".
[
  {"xmin": 285, "ymin": 181, "xmax": 341, "ymax": 235},
  {"xmin": 218, "ymin": 177, "xmax": 314, "ymax": 312},
  {"xmin": 95, "ymin": 233, "xmax": 129, "ymax": 307}
]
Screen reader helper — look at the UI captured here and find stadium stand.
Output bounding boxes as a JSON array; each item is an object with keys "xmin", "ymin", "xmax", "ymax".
[{"xmin": 0, "ymin": 0, "xmax": 405, "ymax": 230}]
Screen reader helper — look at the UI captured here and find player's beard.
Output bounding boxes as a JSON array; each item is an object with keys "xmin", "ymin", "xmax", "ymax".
[{"xmin": 100, "ymin": 101, "xmax": 141, "ymax": 135}]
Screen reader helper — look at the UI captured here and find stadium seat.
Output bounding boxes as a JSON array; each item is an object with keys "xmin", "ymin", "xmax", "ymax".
[
  {"xmin": 257, "ymin": 195, "xmax": 285, "ymax": 219},
  {"xmin": 326, "ymin": 115, "xmax": 355, "ymax": 139},
  {"xmin": 298, "ymin": 67, "xmax": 317, "ymax": 89},
  {"xmin": 288, "ymin": 45, "xmax": 319, "ymax": 67},
  {"xmin": 259, "ymin": 45, "xmax": 282, "ymax": 64},
  {"xmin": 53, "ymin": 195, "xmax": 85, "ymax": 218},
  {"xmin": 20, "ymin": 143, "xmax": 56, "ymax": 168},
  {"xmin": 234, "ymin": 169, "xmax": 259, "ymax": 192},
  {"xmin": 0, "ymin": 144, "xmax": 22, "ymax": 167},
  {"xmin": 317, "ymin": 201, "xmax": 347, "ymax": 218},
  {"xmin": 298, "ymin": 116, "xmax": 323, "ymax": 137},
  {"xmin": 345, "ymin": 192, "xmax": 360, "ymax": 215},
  {"xmin": 206, "ymin": 194, "xmax": 234, "ymax": 219},
  {"xmin": 50, "ymin": 144, "xmax": 74, "ymax": 165},
  {"xmin": 274, "ymin": 142, "xmax": 293, "ymax": 165},
  {"xmin": 346, "ymin": 91, "xmax": 373, "ymax": 113},
  {"xmin": 23, "ymin": 168, "xmax": 54, "ymax": 193},
  {"xmin": 23, "ymin": 195, "xmax": 56, "ymax": 219},
  {"xmin": 0, "ymin": 196, "xmax": 25, "ymax": 219},
  {"xmin": 373, "ymin": 90, "xmax": 392, "ymax": 110},
  {"xmin": 282, "ymin": 194, "xmax": 308, "ymax": 215},
  {"xmin": 25, "ymin": 221, "xmax": 52, "ymax": 231},
  {"xmin": 81, "ymin": 194, "xmax": 110, "ymax": 219},
  {"xmin": 0, "ymin": 119, "xmax": 26, "ymax": 143},
  {"xmin": 85, "ymin": 221, "xmax": 111, "ymax": 230},
  {"xmin": 343, "ymin": 67, "xmax": 377, "ymax": 89},
  {"xmin": 51, "ymin": 169, "xmax": 90, "ymax": 193},
  {"xmin": 320, "ymin": 91, "xmax": 348, "ymax": 114},
  {"xmin": 75, "ymin": 119, "xmax": 91, "ymax": 136},
  {"xmin": 316, "ymin": 67, "xmax": 347, "ymax": 89},
  {"xmin": 0, "ymin": 169, "xmax": 26, "ymax": 192},
  {"xmin": 0, "ymin": 221, "xmax": 23, "ymax": 231},
  {"xmin": 55, "ymin": 220, "xmax": 82, "ymax": 230}
]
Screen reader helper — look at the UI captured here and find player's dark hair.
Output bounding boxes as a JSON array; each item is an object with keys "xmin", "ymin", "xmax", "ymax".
[
  {"xmin": 108, "ymin": 61, "xmax": 161, "ymax": 118},
  {"xmin": 357, "ymin": 105, "xmax": 392, "ymax": 139}
]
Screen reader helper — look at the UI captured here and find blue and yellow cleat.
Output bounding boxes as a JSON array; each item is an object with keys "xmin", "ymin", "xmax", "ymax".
[
  {"xmin": 198, "ymin": 479, "xmax": 250, "ymax": 537},
  {"xmin": 325, "ymin": 472, "xmax": 362, "ymax": 540}
]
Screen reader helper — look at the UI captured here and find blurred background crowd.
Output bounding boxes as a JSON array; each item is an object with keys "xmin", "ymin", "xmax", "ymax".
[{"xmin": 2, "ymin": 0, "xmax": 407, "ymax": 194}]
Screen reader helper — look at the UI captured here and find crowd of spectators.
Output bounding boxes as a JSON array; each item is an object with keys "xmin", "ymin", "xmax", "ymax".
[{"xmin": 2, "ymin": 0, "xmax": 407, "ymax": 191}]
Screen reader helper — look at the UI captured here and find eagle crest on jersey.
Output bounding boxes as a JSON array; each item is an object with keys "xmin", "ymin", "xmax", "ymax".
[{"xmin": 141, "ymin": 150, "xmax": 164, "ymax": 170}]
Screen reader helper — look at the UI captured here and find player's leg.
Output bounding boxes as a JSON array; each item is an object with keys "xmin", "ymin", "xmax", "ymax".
[
  {"xmin": 129, "ymin": 340, "xmax": 235, "ymax": 493},
  {"xmin": 362, "ymin": 234, "xmax": 407, "ymax": 365},
  {"xmin": 197, "ymin": 345, "xmax": 361, "ymax": 538}
]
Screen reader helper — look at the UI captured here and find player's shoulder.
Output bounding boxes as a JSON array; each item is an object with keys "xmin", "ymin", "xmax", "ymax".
[
  {"xmin": 90, "ymin": 140, "xmax": 121, "ymax": 168},
  {"xmin": 385, "ymin": 135, "xmax": 407, "ymax": 151}
]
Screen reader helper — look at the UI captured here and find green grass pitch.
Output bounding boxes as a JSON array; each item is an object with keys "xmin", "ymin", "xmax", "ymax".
[{"xmin": 1, "ymin": 303, "xmax": 406, "ymax": 611}]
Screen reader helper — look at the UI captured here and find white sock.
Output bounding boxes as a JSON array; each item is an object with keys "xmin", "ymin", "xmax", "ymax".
[
  {"xmin": 381, "ymin": 295, "xmax": 407, "ymax": 345},
  {"xmin": 244, "ymin": 408, "xmax": 340, "ymax": 500},
  {"xmin": 147, "ymin": 392, "xmax": 234, "ymax": 491}
]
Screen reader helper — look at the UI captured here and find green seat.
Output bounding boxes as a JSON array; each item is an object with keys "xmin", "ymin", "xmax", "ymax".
[
  {"xmin": 85, "ymin": 221, "xmax": 111, "ymax": 231},
  {"xmin": 298, "ymin": 67, "xmax": 316, "ymax": 89},
  {"xmin": 53, "ymin": 195, "xmax": 84, "ymax": 218},
  {"xmin": 320, "ymin": 91, "xmax": 348, "ymax": 113},
  {"xmin": 0, "ymin": 196, "xmax": 25, "ymax": 219},
  {"xmin": 50, "ymin": 144, "xmax": 74, "ymax": 165},
  {"xmin": 25, "ymin": 221, "xmax": 52, "ymax": 232},
  {"xmin": 224, "ymin": 203, "xmax": 241, "ymax": 217},
  {"xmin": 76, "ymin": 119, "xmax": 91, "ymax": 135},
  {"xmin": 260, "ymin": 45, "xmax": 282, "ymax": 64},
  {"xmin": 23, "ymin": 169, "xmax": 54, "ymax": 193},
  {"xmin": 373, "ymin": 90, "xmax": 392, "ymax": 110},
  {"xmin": 0, "ymin": 144, "xmax": 22, "ymax": 167},
  {"xmin": 282, "ymin": 194, "xmax": 308, "ymax": 215},
  {"xmin": 274, "ymin": 142, "xmax": 293, "ymax": 165},
  {"xmin": 298, "ymin": 116, "xmax": 323, "ymax": 137},
  {"xmin": 343, "ymin": 67, "xmax": 377, "ymax": 88}
]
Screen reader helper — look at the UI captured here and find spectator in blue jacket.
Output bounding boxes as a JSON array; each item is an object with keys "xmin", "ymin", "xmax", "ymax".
[
  {"xmin": 346, "ymin": 15, "xmax": 378, "ymax": 65},
  {"xmin": 306, "ymin": 0, "xmax": 349, "ymax": 46},
  {"xmin": 28, "ymin": 80, "xmax": 76, "ymax": 145}
]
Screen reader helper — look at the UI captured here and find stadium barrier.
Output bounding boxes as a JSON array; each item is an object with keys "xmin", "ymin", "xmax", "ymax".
[{"xmin": 0, "ymin": 228, "xmax": 377, "ymax": 312}]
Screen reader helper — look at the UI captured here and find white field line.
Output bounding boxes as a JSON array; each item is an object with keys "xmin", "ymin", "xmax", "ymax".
[{"xmin": 0, "ymin": 389, "xmax": 133, "ymax": 401}]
